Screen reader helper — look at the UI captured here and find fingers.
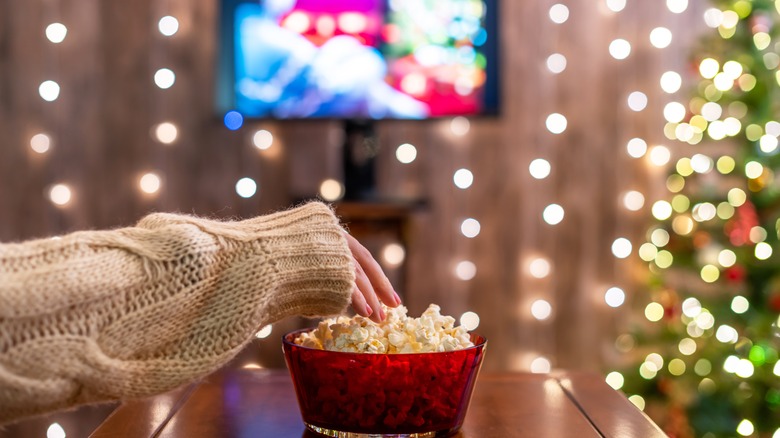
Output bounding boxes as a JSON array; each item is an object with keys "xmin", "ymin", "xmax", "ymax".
[
  {"xmin": 351, "ymin": 286, "xmax": 372, "ymax": 318},
  {"xmin": 344, "ymin": 232, "xmax": 401, "ymax": 322}
]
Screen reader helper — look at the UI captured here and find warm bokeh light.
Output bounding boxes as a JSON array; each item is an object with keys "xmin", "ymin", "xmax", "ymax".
[
  {"xmin": 235, "ymin": 177, "xmax": 257, "ymax": 198},
  {"xmin": 649, "ymin": 146, "xmax": 671, "ymax": 166},
  {"xmin": 645, "ymin": 302, "xmax": 664, "ymax": 322},
  {"xmin": 731, "ymin": 296, "xmax": 749, "ymax": 314},
  {"xmin": 30, "ymin": 133, "xmax": 51, "ymax": 153},
  {"xmin": 548, "ymin": 4, "xmax": 569, "ymax": 24},
  {"xmin": 546, "ymin": 53, "xmax": 567, "ymax": 74},
  {"xmin": 660, "ymin": 71, "xmax": 682, "ymax": 93},
  {"xmin": 39, "ymin": 80, "xmax": 60, "ymax": 101},
  {"xmin": 450, "ymin": 116, "xmax": 470, "ymax": 136},
  {"xmin": 253, "ymin": 130, "xmax": 273, "ymax": 150},
  {"xmin": 460, "ymin": 311, "xmax": 480, "ymax": 330},
  {"xmin": 318, "ymin": 178, "xmax": 343, "ymax": 201},
  {"xmin": 612, "ymin": 238, "xmax": 632, "ymax": 259},
  {"xmin": 626, "ymin": 138, "xmax": 648, "ymax": 158},
  {"xmin": 627, "ymin": 91, "xmax": 648, "ymax": 111},
  {"xmin": 666, "ymin": 0, "xmax": 688, "ymax": 14},
  {"xmin": 381, "ymin": 243, "xmax": 406, "ymax": 267},
  {"xmin": 605, "ymin": 287, "xmax": 626, "ymax": 308},
  {"xmin": 139, "ymin": 173, "xmax": 161, "ymax": 194},
  {"xmin": 529, "ymin": 158, "xmax": 551, "ymax": 179},
  {"xmin": 529, "ymin": 257, "xmax": 551, "ymax": 278},
  {"xmin": 45, "ymin": 23, "xmax": 67, "ymax": 44},
  {"xmin": 649, "ymin": 27, "xmax": 673, "ymax": 48},
  {"xmin": 154, "ymin": 68, "xmax": 175, "ymax": 89},
  {"xmin": 460, "ymin": 218, "xmax": 481, "ymax": 238},
  {"xmin": 542, "ymin": 204, "xmax": 564, "ymax": 225},
  {"xmin": 47, "ymin": 422, "xmax": 66, "ymax": 438},
  {"xmin": 545, "ymin": 113, "xmax": 567, "ymax": 134},
  {"xmin": 531, "ymin": 299, "xmax": 553, "ymax": 320},
  {"xmin": 605, "ymin": 371, "xmax": 624, "ymax": 389},
  {"xmin": 651, "ymin": 200, "xmax": 673, "ymax": 220},
  {"xmin": 49, "ymin": 184, "xmax": 72, "ymax": 206},
  {"xmin": 154, "ymin": 122, "xmax": 178, "ymax": 144},
  {"xmin": 605, "ymin": 0, "xmax": 626, "ymax": 12},
  {"xmin": 158, "ymin": 16, "xmax": 179, "ymax": 36},
  {"xmin": 530, "ymin": 357, "xmax": 551, "ymax": 374},
  {"xmin": 453, "ymin": 168, "xmax": 474, "ymax": 189},
  {"xmin": 699, "ymin": 58, "xmax": 719, "ymax": 79},
  {"xmin": 395, "ymin": 143, "xmax": 417, "ymax": 163},
  {"xmin": 609, "ymin": 39, "xmax": 631, "ymax": 60},
  {"xmin": 622, "ymin": 190, "xmax": 645, "ymax": 211},
  {"xmin": 455, "ymin": 260, "xmax": 477, "ymax": 281}
]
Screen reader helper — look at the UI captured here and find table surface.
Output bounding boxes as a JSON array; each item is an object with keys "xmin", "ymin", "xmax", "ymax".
[{"xmin": 90, "ymin": 369, "xmax": 666, "ymax": 438}]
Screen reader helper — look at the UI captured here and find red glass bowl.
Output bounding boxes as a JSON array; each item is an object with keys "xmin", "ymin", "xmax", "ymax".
[{"xmin": 282, "ymin": 329, "xmax": 487, "ymax": 437}]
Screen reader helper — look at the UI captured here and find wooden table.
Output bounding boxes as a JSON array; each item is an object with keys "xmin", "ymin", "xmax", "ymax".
[{"xmin": 90, "ymin": 369, "xmax": 666, "ymax": 438}]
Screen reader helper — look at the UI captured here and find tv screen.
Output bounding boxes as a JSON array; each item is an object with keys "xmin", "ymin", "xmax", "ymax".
[{"xmin": 217, "ymin": 0, "xmax": 499, "ymax": 120}]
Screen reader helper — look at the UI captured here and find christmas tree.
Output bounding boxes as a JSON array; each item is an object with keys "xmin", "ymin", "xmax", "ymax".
[{"xmin": 615, "ymin": 1, "xmax": 780, "ymax": 437}]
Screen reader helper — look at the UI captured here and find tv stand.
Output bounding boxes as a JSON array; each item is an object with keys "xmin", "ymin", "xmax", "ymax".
[{"xmin": 341, "ymin": 119, "xmax": 379, "ymax": 201}]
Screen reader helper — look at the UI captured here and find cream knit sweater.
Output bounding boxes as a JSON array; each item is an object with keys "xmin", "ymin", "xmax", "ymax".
[{"xmin": 0, "ymin": 202, "xmax": 355, "ymax": 424}]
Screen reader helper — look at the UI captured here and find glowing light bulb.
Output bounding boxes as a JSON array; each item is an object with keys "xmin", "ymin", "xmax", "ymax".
[
  {"xmin": 543, "ymin": 204, "xmax": 564, "ymax": 225},
  {"xmin": 455, "ymin": 260, "xmax": 477, "ymax": 280},
  {"xmin": 49, "ymin": 184, "xmax": 72, "ymax": 206},
  {"xmin": 546, "ymin": 53, "xmax": 567, "ymax": 74},
  {"xmin": 460, "ymin": 218, "xmax": 481, "ymax": 238},
  {"xmin": 612, "ymin": 238, "xmax": 632, "ymax": 258},
  {"xmin": 666, "ymin": 0, "xmax": 688, "ymax": 13},
  {"xmin": 382, "ymin": 243, "xmax": 405, "ymax": 267},
  {"xmin": 154, "ymin": 122, "xmax": 178, "ymax": 144},
  {"xmin": 30, "ymin": 133, "xmax": 51, "ymax": 153},
  {"xmin": 660, "ymin": 71, "xmax": 682, "ymax": 93},
  {"xmin": 626, "ymin": 138, "xmax": 648, "ymax": 158},
  {"xmin": 605, "ymin": 287, "xmax": 625, "ymax": 307},
  {"xmin": 622, "ymin": 191, "xmax": 645, "ymax": 211},
  {"xmin": 627, "ymin": 91, "xmax": 648, "ymax": 111},
  {"xmin": 549, "ymin": 4, "xmax": 569, "ymax": 23},
  {"xmin": 253, "ymin": 130, "xmax": 273, "ymax": 150},
  {"xmin": 529, "ymin": 258, "xmax": 551, "ymax": 278},
  {"xmin": 605, "ymin": 0, "xmax": 626, "ymax": 12}
]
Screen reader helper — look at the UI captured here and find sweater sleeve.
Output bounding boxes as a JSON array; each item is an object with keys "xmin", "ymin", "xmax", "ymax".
[{"xmin": 0, "ymin": 202, "xmax": 355, "ymax": 424}]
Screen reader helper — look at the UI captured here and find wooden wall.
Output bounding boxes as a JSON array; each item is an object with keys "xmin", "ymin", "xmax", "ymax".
[{"xmin": 0, "ymin": 0, "xmax": 706, "ymax": 374}]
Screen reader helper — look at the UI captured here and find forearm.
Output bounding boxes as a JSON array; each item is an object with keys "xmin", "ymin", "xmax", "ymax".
[{"xmin": 0, "ymin": 202, "xmax": 354, "ymax": 424}]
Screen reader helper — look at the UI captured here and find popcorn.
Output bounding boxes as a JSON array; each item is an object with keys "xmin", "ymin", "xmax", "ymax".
[{"xmin": 294, "ymin": 304, "xmax": 475, "ymax": 353}]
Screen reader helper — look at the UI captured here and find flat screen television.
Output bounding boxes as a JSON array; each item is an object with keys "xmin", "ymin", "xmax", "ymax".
[{"xmin": 217, "ymin": 0, "xmax": 499, "ymax": 120}]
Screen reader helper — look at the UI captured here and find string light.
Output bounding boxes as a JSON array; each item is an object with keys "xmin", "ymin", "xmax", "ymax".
[
  {"xmin": 49, "ymin": 184, "xmax": 72, "ymax": 206},
  {"xmin": 450, "ymin": 117, "xmax": 470, "ymax": 136},
  {"xmin": 453, "ymin": 168, "xmax": 474, "ymax": 189},
  {"xmin": 30, "ymin": 133, "xmax": 51, "ymax": 153},
  {"xmin": 235, "ymin": 177, "xmax": 258, "ymax": 198},
  {"xmin": 460, "ymin": 218, "xmax": 481, "ymax": 238},
  {"xmin": 460, "ymin": 311, "xmax": 480, "ymax": 330},
  {"xmin": 545, "ymin": 113, "xmax": 567, "ymax": 134},
  {"xmin": 628, "ymin": 395, "xmax": 645, "ymax": 410},
  {"xmin": 609, "ymin": 39, "xmax": 631, "ymax": 60},
  {"xmin": 39, "ymin": 80, "xmax": 60, "ymax": 101},
  {"xmin": 611, "ymin": 238, "xmax": 632, "ymax": 258},
  {"xmin": 546, "ymin": 53, "xmax": 567, "ymax": 74},
  {"xmin": 605, "ymin": 0, "xmax": 626, "ymax": 12},
  {"xmin": 622, "ymin": 190, "xmax": 645, "ymax": 211},
  {"xmin": 529, "ymin": 257, "xmax": 551, "ymax": 278},
  {"xmin": 737, "ymin": 420, "xmax": 755, "ymax": 437},
  {"xmin": 648, "ymin": 145, "xmax": 671, "ymax": 166},
  {"xmin": 154, "ymin": 122, "xmax": 178, "ymax": 144},
  {"xmin": 454, "ymin": 260, "xmax": 477, "ymax": 280},
  {"xmin": 381, "ymin": 243, "xmax": 405, "ymax": 267},
  {"xmin": 549, "ymin": 4, "xmax": 569, "ymax": 24},
  {"xmin": 154, "ymin": 68, "xmax": 175, "ymax": 89},
  {"xmin": 139, "ymin": 173, "xmax": 161, "ymax": 194},
  {"xmin": 529, "ymin": 159, "xmax": 551, "ymax": 179},
  {"xmin": 649, "ymin": 27, "xmax": 673, "ymax": 48},
  {"xmin": 158, "ymin": 16, "xmax": 179, "ymax": 36},
  {"xmin": 46, "ymin": 423, "xmax": 66, "ymax": 438},
  {"xmin": 731, "ymin": 296, "xmax": 749, "ymax": 314},
  {"xmin": 531, "ymin": 299, "xmax": 553, "ymax": 320},
  {"xmin": 626, "ymin": 138, "xmax": 648, "ymax": 158},
  {"xmin": 318, "ymin": 178, "xmax": 342, "ymax": 201},
  {"xmin": 605, "ymin": 371, "xmax": 625, "ymax": 389},
  {"xmin": 604, "ymin": 287, "xmax": 626, "ymax": 307},
  {"xmin": 542, "ymin": 204, "xmax": 564, "ymax": 225},
  {"xmin": 45, "ymin": 23, "xmax": 67, "ymax": 44},
  {"xmin": 530, "ymin": 357, "xmax": 551, "ymax": 373},
  {"xmin": 666, "ymin": 0, "xmax": 688, "ymax": 14},
  {"xmin": 627, "ymin": 91, "xmax": 648, "ymax": 112},
  {"xmin": 660, "ymin": 71, "xmax": 682, "ymax": 93},
  {"xmin": 252, "ymin": 129, "xmax": 273, "ymax": 150},
  {"xmin": 395, "ymin": 143, "xmax": 417, "ymax": 163}
]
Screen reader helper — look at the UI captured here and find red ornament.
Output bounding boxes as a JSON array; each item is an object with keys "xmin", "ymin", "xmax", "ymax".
[{"xmin": 725, "ymin": 202, "xmax": 759, "ymax": 247}]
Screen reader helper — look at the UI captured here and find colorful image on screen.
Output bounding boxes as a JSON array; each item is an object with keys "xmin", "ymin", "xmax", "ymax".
[{"xmin": 228, "ymin": 0, "xmax": 496, "ymax": 119}]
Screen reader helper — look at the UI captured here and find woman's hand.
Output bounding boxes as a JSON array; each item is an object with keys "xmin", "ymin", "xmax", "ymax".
[{"xmin": 344, "ymin": 232, "xmax": 401, "ymax": 322}]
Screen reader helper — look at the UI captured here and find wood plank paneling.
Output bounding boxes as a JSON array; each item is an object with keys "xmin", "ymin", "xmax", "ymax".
[{"xmin": 0, "ymin": 0, "xmax": 706, "ymax": 375}]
